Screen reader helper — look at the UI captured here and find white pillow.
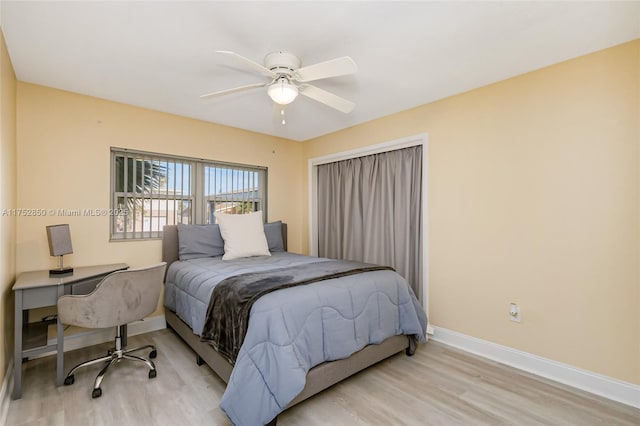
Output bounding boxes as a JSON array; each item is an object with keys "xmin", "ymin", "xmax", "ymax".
[{"xmin": 215, "ymin": 211, "xmax": 271, "ymax": 260}]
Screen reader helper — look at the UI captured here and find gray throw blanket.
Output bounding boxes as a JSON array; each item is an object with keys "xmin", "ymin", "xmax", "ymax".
[{"xmin": 201, "ymin": 260, "xmax": 393, "ymax": 364}]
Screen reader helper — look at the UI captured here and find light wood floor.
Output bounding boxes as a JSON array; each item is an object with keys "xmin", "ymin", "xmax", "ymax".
[{"xmin": 6, "ymin": 328, "xmax": 639, "ymax": 425}]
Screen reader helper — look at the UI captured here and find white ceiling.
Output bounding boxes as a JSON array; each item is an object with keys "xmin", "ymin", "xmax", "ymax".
[{"xmin": 2, "ymin": 1, "xmax": 639, "ymax": 141}]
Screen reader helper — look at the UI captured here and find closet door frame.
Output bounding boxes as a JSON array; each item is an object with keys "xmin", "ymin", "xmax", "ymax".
[{"xmin": 308, "ymin": 133, "xmax": 428, "ymax": 312}]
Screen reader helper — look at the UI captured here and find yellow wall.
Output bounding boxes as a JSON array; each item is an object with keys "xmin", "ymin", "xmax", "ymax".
[
  {"xmin": 9, "ymin": 38, "xmax": 639, "ymax": 388},
  {"xmin": 15, "ymin": 83, "xmax": 304, "ymax": 320},
  {"xmin": 0, "ymin": 29, "xmax": 17, "ymax": 388},
  {"xmin": 303, "ymin": 40, "xmax": 640, "ymax": 384}
]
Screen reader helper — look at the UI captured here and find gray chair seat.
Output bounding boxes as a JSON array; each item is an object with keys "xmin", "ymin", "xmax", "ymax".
[{"xmin": 57, "ymin": 262, "xmax": 166, "ymax": 398}]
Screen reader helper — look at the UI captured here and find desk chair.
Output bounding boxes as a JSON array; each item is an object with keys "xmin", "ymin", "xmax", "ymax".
[{"xmin": 57, "ymin": 262, "xmax": 167, "ymax": 398}]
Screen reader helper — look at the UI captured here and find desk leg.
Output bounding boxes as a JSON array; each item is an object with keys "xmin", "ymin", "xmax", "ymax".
[
  {"xmin": 121, "ymin": 324, "xmax": 127, "ymax": 347},
  {"xmin": 56, "ymin": 286, "xmax": 64, "ymax": 387},
  {"xmin": 13, "ymin": 291, "xmax": 22, "ymax": 399}
]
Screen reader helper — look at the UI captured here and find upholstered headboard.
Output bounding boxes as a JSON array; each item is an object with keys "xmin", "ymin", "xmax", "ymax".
[{"xmin": 162, "ymin": 223, "xmax": 288, "ymax": 269}]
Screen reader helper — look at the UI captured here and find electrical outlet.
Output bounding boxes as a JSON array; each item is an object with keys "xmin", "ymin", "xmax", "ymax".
[{"xmin": 509, "ymin": 302, "xmax": 521, "ymax": 322}]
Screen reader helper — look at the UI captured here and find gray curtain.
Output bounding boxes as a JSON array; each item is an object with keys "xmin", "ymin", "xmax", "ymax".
[{"xmin": 317, "ymin": 145, "xmax": 423, "ymax": 301}]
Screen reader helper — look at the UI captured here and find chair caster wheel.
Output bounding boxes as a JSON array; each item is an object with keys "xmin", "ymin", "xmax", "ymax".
[
  {"xmin": 149, "ymin": 369, "xmax": 157, "ymax": 379},
  {"xmin": 149, "ymin": 349, "xmax": 157, "ymax": 359},
  {"xmin": 92, "ymin": 388, "xmax": 102, "ymax": 398},
  {"xmin": 64, "ymin": 375, "xmax": 74, "ymax": 386}
]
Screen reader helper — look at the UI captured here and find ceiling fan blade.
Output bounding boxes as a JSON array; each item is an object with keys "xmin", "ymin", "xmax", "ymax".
[
  {"xmin": 299, "ymin": 84, "xmax": 355, "ymax": 114},
  {"xmin": 200, "ymin": 82, "xmax": 266, "ymax": 99},
  {"xmin": 294, "ymin": 56, "xmax": 357, "ymax": 83},
  {"xmin": 216, "ymin": 50, "xmax": 276, "ymax": 78}
]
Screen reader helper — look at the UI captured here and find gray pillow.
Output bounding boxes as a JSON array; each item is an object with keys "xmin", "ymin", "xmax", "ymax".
[
  {"xmin": 177, "ymin": 224, "xmax": 225, "ymax": 260},
  {"xmin": 264, "ymin": 221, "xmax": 284, "ymax": 252}
]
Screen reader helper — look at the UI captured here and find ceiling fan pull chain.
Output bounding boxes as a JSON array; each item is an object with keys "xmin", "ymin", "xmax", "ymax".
[{"xmin": 281, "ymin": 108, "xmax": 286, "ymax": 125}]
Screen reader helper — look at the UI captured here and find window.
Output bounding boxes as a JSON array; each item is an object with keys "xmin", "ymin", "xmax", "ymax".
[{"xmin": 110, "ymin": 148, "xmax": 267, "ymax": 240}]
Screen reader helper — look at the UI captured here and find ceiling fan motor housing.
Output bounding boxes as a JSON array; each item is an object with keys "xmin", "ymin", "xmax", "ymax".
[
  {"xmin": 264, "ymin": 51, "xmax": 301, "ymax": 77},
  {"xmin": 203, "ymin": 50, "xmax": 356, "ymax": 114}
]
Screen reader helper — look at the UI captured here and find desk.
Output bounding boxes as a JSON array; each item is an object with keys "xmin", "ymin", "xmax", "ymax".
[{"xmin": 12, "ymin": 263, "xmax": 128, "ymax": 399}]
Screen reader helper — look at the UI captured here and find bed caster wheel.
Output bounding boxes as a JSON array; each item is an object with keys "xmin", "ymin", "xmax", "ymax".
[
  {"xmin": 405, "ymin": 347, "xmax": 414, "ymax": 356},
  {"xmin": 92, "ymin": 388, "xmax": 102, "ymax": 399},
  {"xmin": 149, "ymin": 349, "xmax": 157, "ymax": 359},
  {"xmin": 149, "ymin": 369, "xmax": 157, "ymax": 379},
  {"xmin": 196, "ymin": 355, "xmax": 205, "ymax": 366},
  {"xmin": 63, "ymin": 375, "xmax": 74, "ymax": 386}
]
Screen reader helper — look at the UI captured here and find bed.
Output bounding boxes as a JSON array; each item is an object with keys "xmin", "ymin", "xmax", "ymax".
[{"xmin": 162, "ymin": 220, "xmax": 427, "ymax": 426}]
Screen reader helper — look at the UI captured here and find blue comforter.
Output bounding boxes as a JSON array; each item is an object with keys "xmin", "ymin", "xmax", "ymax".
[{"xmin": 165, "ymin": 253, "xmax": 427, "ymax": 425}]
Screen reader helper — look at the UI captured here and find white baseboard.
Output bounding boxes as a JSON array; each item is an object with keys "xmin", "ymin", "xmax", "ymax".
[
  {"xmin": 31, "ymin": 314, "xmax": 167, "ymax": 359},
  {"xmin": 430, "ymin": 326, "xmax": 640, "ymax": 409},
  {"xmin": 0, "ymin": 361, "xmax": 13, "ymax": 426}
]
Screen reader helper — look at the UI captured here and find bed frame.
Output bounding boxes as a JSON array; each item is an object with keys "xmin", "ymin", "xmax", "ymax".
[{"xmin": 161, "ymin": 224, "xmax": 409, "ymax": 424}]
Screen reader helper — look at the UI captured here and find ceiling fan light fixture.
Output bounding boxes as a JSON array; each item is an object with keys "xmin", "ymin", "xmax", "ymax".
[
  {"xmin": 268, "ymin": 77, "xmax": 298, "ymax": 105},
  {"xmin": 203, "ymin": 51, "xmax": 357, "ymax": 114}
]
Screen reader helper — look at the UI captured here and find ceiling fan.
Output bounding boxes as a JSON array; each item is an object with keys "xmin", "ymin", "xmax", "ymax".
[{"xmin": 200, "ymin": 51, "xmax": 357, "ymax": 114}]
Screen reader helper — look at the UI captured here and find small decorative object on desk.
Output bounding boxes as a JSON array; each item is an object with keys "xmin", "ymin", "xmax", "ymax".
[{"xmin": 46, "ymin": 224, "xmax": 74, "ymax": 275}]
